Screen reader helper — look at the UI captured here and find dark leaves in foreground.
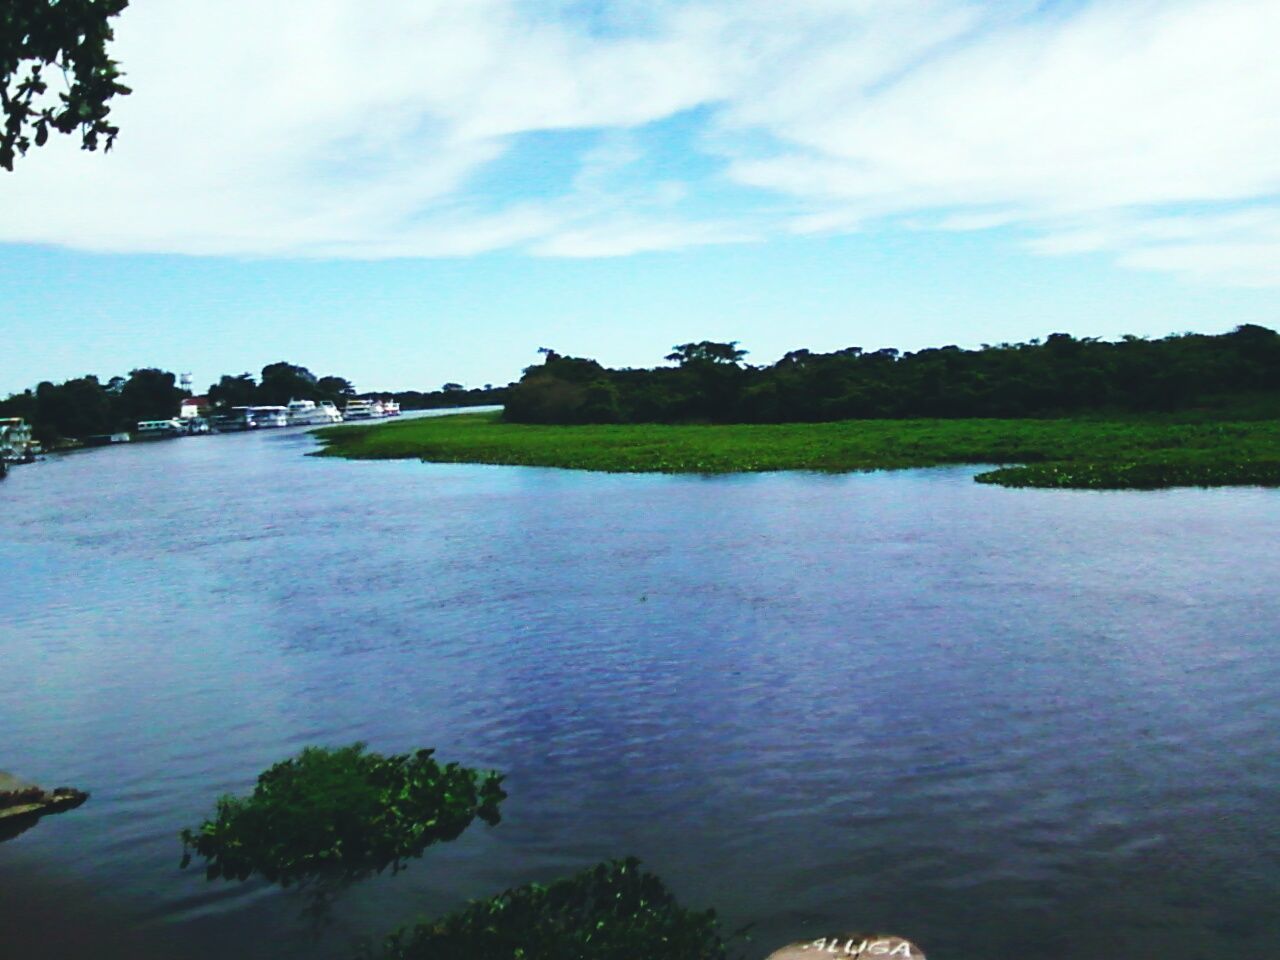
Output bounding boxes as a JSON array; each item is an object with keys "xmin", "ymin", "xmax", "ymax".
[
  {"xmin": 179, "ymin": 743, "xmax": 506, "ymax": 886},
  {"xmin": 363, "ymin": 857, "xmax": 731, "ymax": 960},
  {"xmin": 1, "ymin": 1, "xmax": 132, "ymax": 171}
]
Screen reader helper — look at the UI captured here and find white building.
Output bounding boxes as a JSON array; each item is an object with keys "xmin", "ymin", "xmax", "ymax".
[{"xmin": 180, "ymin": 395, "xmax": 210, "ymax": 419}]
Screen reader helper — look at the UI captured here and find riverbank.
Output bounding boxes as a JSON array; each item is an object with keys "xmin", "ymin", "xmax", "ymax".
[{"xmin": 313, "ymin": 411, "xmax": 1280, "ymax": 489}]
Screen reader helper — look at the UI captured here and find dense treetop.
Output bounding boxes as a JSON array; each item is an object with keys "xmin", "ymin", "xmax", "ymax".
[{"xmin": 504, "ymin": 325, "xmax": 1280, "ymax": 425}]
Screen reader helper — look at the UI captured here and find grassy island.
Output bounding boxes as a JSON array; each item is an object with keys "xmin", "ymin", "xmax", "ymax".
[
  {"xmin": 314, "ymin": 410, "xmax": 1280, "ymax": 490},
  {"xmin": 317, "ymin": 325, "xmax": 1280, "ymax": 489}
]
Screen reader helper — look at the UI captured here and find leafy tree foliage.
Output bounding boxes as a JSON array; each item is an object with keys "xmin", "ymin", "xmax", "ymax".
[
  {"xmin": 503, "ymin": 353, "xmax": 612, "ymax": 423},
  {"xmin": 364, "ymin": 858, "xmax": 730, "ymax": 960},
  {"xmin": 256, "ymin": 361, "xmax": 320, "ymax": 405},
  {"xmin": 1, "ymin": 367, "xmax": 181, "ymax": 443},
  {"xmin": 115, "ymin": 366, "xmax": 184, "ymax": 424},
  {"xmin": 379, "ymin": 384, "xmax": 510, "ymax": 411},
  {"xmin": 179, "ymin": 744, "xmax": 506, "ymax": 886},
  {"xmin": 207, "ymin": 372, "xmax": 259, "ymax": 410},
  {"xmin": 317, "ymin": 374, "xmax": 356, "ymax": 399},
  {"xmin": 665, "ymin": 341, "xmax": 748, "ymax": 367},
  {"xmin": 1, "ymin": 0, "xmax": 131, "ymax": 170},
  {"xmin": 33, "ymin": 375, "xmax": 114, "ymax": 437},
  {"xmin": 505, "ymin": 326, "xmax": 1280, "ymax": 425}
]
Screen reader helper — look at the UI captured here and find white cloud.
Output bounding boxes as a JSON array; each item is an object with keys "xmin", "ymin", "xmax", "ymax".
[
  {"xmin": 532, "ymin": 215, "xmax": 753, "ymax": 257},
  {"xmin": 1, "ymin": 0, "xmax": 1278, "ymax": 283},
  {"xmin": 1027, "ymin": 207, "xmax": 1280, "ymax": 287}
]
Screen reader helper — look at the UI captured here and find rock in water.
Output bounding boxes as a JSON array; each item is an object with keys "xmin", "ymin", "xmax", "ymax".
[
  {"xmin": 0, "ymin": 771, "xmax": 89, "ymax": 842},
  {"xmin": 765, "ymin": 934, "xmax": 926, "ymax": 959}
]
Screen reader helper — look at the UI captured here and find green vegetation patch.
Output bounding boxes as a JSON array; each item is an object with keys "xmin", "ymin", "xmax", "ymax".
[
  {"xmin": 976, "ymin": 459, "xmax": 1280, "ymax": 490},
  {"xmin": 180, "ymin": 744, "xmax": 506, "ymax": 885},
  {"xmin": 315, "ymin": 411, "xmax": 1280, "ymax": 490},
  {"xmin": 362, "ymin": 857, "xmax": 730, "ymax": 960}
]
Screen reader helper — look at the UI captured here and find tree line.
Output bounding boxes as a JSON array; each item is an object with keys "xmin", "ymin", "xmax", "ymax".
[
  {"xmin": 504, "ymin": 325, "xmax": 1280, "ymax": 425},
  {"xmin": 383, "ymin": 382, "xmax": 510, "ymax": 413},
  {"xmin": 0, "ymin": 361, "xmax": 507, "ymax": 445}
]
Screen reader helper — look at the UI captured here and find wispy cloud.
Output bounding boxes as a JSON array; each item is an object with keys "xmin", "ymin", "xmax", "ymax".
[{"xmin": 1, "ymin": 0, "xmax": 1278, "ymax": 284}]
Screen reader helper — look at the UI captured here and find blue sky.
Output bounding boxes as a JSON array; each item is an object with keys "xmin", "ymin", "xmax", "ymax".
[{"xmin": 2, "ymin": 0, "xmax": 1278, "ymax": 395}]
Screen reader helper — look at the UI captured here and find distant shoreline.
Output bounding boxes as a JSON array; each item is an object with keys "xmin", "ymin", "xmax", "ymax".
[{"xmin": 313, "ymin": 410, "xmax": 1280, "ymax": 490}]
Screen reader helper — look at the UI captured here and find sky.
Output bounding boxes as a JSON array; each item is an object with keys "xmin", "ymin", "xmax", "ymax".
[{"xmin": 2, "ymin": 0, "xmax": 1279, "ymax": 395}]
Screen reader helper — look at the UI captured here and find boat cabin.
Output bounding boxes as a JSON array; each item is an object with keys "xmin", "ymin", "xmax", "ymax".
[
  {"xmin": 0, "ymin": 418, "xmax": 36, "ymax": 461},
  {"xmin": 134, "ymin": 419, "xmax": 185, "ymax": 440}
]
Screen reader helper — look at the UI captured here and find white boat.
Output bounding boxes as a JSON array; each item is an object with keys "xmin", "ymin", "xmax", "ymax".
[
  {"xmin": 382, "ymin": 399, "xmax": 402, "ymax": 416},
  {"xmin": 247, "ymin": 406, "xmax": 289, "ymax": 428},
  {"xmin": 343, "ymin": 399, "xmax": 377, "ymax": 420},
  {"xmin": 286, "ymin": 399, "xmax": 344, "ymax": 426},
  {"xmin": 0, "ymin": 418, "xmax": 36, "ymax": 461},
  {"xmin": 83, "ymin": 432, "xmax": 132, "ymax": 447},
  {"xmin": 134, "ymin": 419, "xmax": 185, "ymax": 441},
  {"xmin": 217, "ymin": 409, "xmax": 255, "ymax": 431}
]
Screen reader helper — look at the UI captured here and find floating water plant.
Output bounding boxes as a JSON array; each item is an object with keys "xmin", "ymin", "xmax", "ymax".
[
  {"xmin": 179, "ymin": 743, "xmax": 505, "ymax": 886},
  {"xmin": 362, "ymin": 857, "xmax": 731, "ymax": 960},
  {"xmin": 974, "ymin": 459, "xmax": 1280, "ymax": 490}
]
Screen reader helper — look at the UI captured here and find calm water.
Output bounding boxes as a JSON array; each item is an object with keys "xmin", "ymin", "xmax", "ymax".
[{"xmin": 2, "ymin": 417, "xmax": 1278, "ymax": 959}]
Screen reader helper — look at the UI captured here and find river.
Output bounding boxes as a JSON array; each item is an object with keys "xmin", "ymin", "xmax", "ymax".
[{"xmin": 2, "ymin": 414, "xmax": 1278, "ymax": 959}]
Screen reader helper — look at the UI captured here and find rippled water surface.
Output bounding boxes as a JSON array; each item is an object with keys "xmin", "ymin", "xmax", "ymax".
[{"xmin": 2, "ymin": 416, "xmax": 1279, "ymax": 959}]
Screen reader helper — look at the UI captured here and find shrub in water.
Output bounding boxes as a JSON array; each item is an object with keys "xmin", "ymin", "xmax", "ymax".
[
  {"xmin": 363, "ymin": 857, "xmax": 730, "ymax": 960},
  {"xmin": 179, "ymin": 743, "xmax": 505, "ymax": 885}
]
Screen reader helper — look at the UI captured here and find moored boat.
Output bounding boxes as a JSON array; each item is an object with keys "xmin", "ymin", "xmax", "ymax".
[
  {"xmin": 286, "ymin": 399, "xmax": 344, "ymax": 426},
  {"xmin": 83, "ymin": 432, "xmax": 133, "ymax": 447},
  {"xmin": 133, "ymin": 419, "xmax": 185, "ymax": 441},
  {"xmin": 247, "ymin": 406, "xmax": 289, "ymax": 428},
  {"xmin": 343, "ymin": 399, "xmax": 377, "ymax": 420},
  {"xmin": 213, "ymin": 409, "xmax": 254, "ymax": 432},
  {"xmin": 0, "ymin": 418, "xmax": 36, "ymax": 462}
]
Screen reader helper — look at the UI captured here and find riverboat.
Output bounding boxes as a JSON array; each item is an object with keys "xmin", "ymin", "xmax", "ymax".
[
  {"xmin": 0, "ymin": 418, "xmax": 36, "ymax": 462},
  {"xmin": 247, "ymin": 406, "xmax": 289, "ymax": 428},
  {"xmin": 134, "ymin": 419, "xmax": 185, "ymax": 441},
  {"xmin": 83, "ymin": 433, "xmax": 133, "ymax": 447},
  {"xmin": 286, "ymin": 399, "xmax": 344, "ymax": 426},
  {"xmin": 343, "ymin": 399, "xmax": 377, "ymax": 420},
  {"xmin": 213, "ymin": 409, "xmax": 253, "ymax": 432},
  {"xmin": 382, "ymin": 399, "xmax": 402, "ymax": 416}
]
